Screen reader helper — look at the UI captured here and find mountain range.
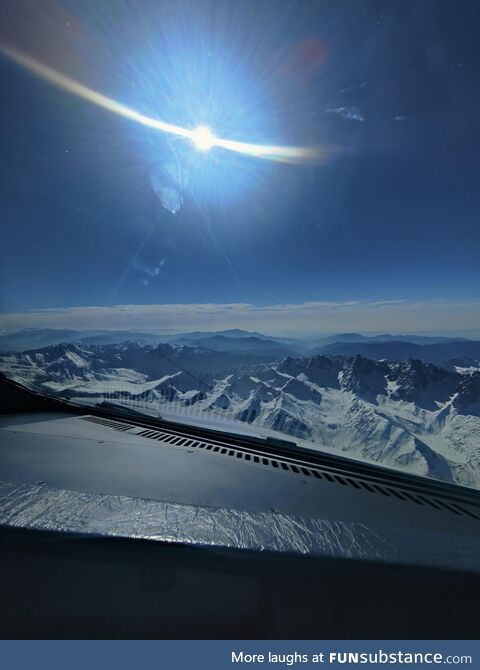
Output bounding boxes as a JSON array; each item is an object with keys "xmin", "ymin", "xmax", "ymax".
[
  {"xmin": 1, "ymin": 340, "xmax": 479, "ymax": 490},
  {"xmin": 1, "ymin": 328, "xmax": 479, "ymax": 370}
]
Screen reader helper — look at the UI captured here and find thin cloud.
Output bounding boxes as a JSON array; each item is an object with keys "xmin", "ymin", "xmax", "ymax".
[
  {"xmin": 325, "ymin": 106, "xmax": 365, "ymax": 122},
  {"xmin": 1, "ymin": 299, "xmax": 479, "ymax": 338}
]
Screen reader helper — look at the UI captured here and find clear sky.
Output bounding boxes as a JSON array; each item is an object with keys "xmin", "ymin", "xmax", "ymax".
[{"xmin": 0, "ymin": 0, "xmax": 479, "ymax": 335}]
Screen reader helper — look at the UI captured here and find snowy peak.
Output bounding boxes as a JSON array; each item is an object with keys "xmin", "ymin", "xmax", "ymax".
[
  {"xmin": 277, "ymin": 354, "xmax": 342, "ymax": 388},
  {"xmin": 388, "ymin": 359, "xmax": 460, "ymax": 409},
  {"xmin": 340, "ymin": 355, "xmax": 389, "ymax": 402},
  {"xmin": 453, "ymin": 372, "xmax": 480, "ymax": 416}
]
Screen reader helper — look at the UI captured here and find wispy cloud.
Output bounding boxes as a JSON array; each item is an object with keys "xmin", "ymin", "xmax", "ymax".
[
  {"xmin": 325, "ymin": 106, "xmax": 365, "ymax": 122},
  {"xmin": 1, "ymin": 299, "xmax": 479, "ymax": 337}
]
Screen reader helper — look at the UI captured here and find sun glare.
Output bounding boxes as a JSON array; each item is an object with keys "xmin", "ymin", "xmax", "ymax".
[
  {"xmin": 191, "ymin": 125, "xmax": 216, "ymax": 151},
  {"xmin": 0, "ymin": 43, "xmax": 325, "ymax": 163}
]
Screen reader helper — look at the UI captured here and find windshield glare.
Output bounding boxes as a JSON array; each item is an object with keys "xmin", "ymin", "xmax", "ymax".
[{"xmin": 1, "ymin": 0, "xmax": 480, "ymax": 491}]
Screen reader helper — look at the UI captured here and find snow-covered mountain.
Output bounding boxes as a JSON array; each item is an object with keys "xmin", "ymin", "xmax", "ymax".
[
  {"xmin": 3, "ymin": 328, "xmax": 477, "ymax": 362},
  {"xmin": 1, "ymin": 343, "xmax": 480, "ymax": 490}
]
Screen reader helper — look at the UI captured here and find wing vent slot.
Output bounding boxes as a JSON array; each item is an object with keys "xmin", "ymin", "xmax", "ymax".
[
  {"xmin": 80, "ymin": 416, "xmax": 134, "ymax": 432},
  {"xmin": 79, "ymin": 415, "xmax": 480, "ymax": 521}
]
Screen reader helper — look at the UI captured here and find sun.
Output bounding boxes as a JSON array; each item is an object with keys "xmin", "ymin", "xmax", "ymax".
[{"xmin": 191, "ymin": 125, "xmax": 216, "ymax": 151}]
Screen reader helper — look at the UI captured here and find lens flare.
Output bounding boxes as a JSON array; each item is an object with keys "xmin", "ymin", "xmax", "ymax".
[{"xmin": 0, "ymin": 43, "xmax": 327, "ymax": 164}]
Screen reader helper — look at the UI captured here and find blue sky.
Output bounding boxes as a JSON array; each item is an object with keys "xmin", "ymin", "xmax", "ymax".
[{"xmin": 0, "ymin": 0, "xmax": 479, "ymax": 335}]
